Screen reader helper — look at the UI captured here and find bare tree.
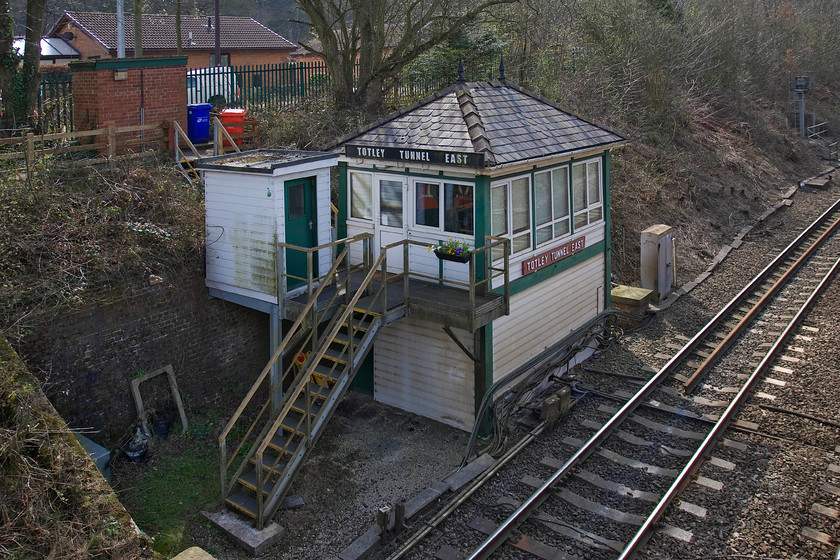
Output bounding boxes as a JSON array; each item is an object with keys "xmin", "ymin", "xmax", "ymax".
[
  {"xmin": 294, "ymin": 0, "xmax": 518, "ymax": 114},
  {"xmin": 20, "ymin": 0, "xmax": 46, "ymax": 128},
  {"xmin": 0, "ymin": 0, "xmax": 16, "ymax": 131}
]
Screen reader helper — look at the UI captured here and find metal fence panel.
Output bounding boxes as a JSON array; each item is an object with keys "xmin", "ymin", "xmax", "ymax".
[{"xmin": 38, "ymin": 72, "xmax": 73, "ymax": 133}]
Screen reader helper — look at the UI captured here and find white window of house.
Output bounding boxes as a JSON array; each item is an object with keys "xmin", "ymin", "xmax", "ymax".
[
  {"xmin": 534, "ymin": 166, "xmax": 570, "ymax": 246},
  {"xmin": 491, "ymin": 176, "xmax": 531, "ymax": 258},
  {"xmin": 379, "ymin": 179, "xmax": 403, "ymax": 227},
  {"xmin": 350, "ymin": 171, "xmax": 372, "ymax": 220},
  {"xmin": 572, "ymin": 159, "xmax": 602, "ymax": 230},
  {"xmin": 414, "ymin": 181, "xmax": 474, "ymax": 234}
]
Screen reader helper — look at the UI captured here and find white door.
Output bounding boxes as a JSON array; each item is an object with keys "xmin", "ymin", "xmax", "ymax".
[{"xmin": 375, "ymin": 176, "xmax": 407, "ymax": 273}]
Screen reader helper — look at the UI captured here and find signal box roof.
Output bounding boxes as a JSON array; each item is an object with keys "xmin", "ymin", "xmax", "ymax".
[{"xmin": 329, "ymin": 80, "xmax": 625, "ymax": 169}]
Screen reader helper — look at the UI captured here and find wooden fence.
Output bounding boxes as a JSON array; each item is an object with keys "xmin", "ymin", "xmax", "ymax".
[{"xmin": 0, "ymin": 122, "xmax": 169, "ymax": 171}]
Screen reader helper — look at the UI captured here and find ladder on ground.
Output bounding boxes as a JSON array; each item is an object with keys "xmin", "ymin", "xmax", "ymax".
[{"xmin": 218, "ymin": 243, "xmax": 395, "ymax": 528}]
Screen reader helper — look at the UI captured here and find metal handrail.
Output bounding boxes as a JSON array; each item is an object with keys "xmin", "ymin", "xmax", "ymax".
[
  {"xmin": 277, "ymin": 232, "xmax": 373, "ymax": 303},
  {"xmin": 211, "ymin": 116, "xmax": 241, "ymax": 156},
  {"xmin": 389, "ymin": 237, "xmax": 510, "ymax": 331},
  {"xmin": 253, "ymin": 250, "xmax": 391, "ymax": 525},
  {"xmin": 172, "ymin": 121, "xmax": 202, "ymax": 181},
  {"xmin": 218, "ymin": 233, "xmax": 372, "ymax": 500},
  {"xmin": 221, "ymin": 233, "xmax": 510, "ymax": 526}
]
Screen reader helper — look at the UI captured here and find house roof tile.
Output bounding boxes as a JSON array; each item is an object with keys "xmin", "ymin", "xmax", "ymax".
[{"xmin": 50, "ymin": 11, "xmax": 296, "ymax": 52}]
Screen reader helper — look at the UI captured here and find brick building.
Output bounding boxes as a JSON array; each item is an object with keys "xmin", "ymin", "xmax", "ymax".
[{"xmin": 49, "ymin": 12, "xmax": 297, "ymax": 70}]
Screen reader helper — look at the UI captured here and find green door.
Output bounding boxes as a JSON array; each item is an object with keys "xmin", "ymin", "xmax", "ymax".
[{"xmin": 285, "ymin": 177, "xmax": 317, "ymax": 289}]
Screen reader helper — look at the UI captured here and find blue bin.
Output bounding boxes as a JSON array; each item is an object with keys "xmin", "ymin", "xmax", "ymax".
[{"xmin": 187, "ymin": 103, "xmax": 213, "ymax": 144}]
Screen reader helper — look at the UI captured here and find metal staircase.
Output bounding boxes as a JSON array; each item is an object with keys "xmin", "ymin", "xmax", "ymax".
[
  {"xmin": 218, "ymin": 242, "xmax": 393, "ymax": 528},
  {"xmin": 217, "ymin": 235, "xmax": 511, "ymax": 529},
  {"xmin": 172, "ymin": 118, "xmax": 243, "ymax": 185}
]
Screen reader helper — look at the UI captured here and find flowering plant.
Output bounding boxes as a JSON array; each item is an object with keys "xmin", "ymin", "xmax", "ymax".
[{"xmin": 428, "ymin": 237, "xmax": 472, "ymax": 256}]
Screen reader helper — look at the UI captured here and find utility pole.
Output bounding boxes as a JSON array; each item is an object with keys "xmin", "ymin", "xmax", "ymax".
[
  {"xmin": 214, "ymin": 0, "xmax": 221, "ymax": 65},
  {"xmin": 117, "ymin": 0, "xmax": 125, "ymax": 58}
]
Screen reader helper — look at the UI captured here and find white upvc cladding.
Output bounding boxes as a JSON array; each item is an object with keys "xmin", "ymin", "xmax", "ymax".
[
  {"xmin": 374, "ymin": 317, "xmax": 475, "ymax": 431},
  {"xmin": 492, "ymin": 253, "xmax": 605, "ymax": 382},
  {"xmin": 204, "ymin": 166, "xmax": 333, "ymax": 305}
]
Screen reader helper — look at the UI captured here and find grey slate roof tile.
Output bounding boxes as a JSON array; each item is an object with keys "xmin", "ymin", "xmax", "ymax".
[{"xmin": 330, "ymin": 81, "xmax": 625, "ymax": 168}]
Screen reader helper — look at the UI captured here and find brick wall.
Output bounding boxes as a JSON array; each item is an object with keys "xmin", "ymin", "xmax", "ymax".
[
  {"xmin": 16, "ymin": 275, "xmax": 270, "ymax": 448},
  {"xmin": 71, "ymin": 57, "xmax": 188, "ymax": 136}
]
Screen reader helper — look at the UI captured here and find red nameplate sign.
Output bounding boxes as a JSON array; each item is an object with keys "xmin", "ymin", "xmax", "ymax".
[{"xmin": 521, "ymin": 237, "xmax": 586, "ymax": 275}]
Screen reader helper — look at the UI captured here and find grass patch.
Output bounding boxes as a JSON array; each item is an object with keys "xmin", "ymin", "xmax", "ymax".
[
  {"xmin": 114, "ymin": 408, "xmax": 228, "ymax": 557},
  {"xmin": 120, "ymin": 437, "xmax": 219, "ymax": 557}
]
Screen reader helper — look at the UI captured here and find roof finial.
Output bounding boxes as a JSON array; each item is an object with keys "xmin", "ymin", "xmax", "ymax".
[
  {"xmin": 457, "ymin": 55, "xmax": 466, "ymax": 84},
  {"xmin": 499, "ymin": 54, "xmax": 506, "ymax": 82}
]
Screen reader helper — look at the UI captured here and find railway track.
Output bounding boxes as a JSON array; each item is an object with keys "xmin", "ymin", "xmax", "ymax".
[{"xmin": 377, "ymin": 196, "xmax": 840, "ymax": 560}]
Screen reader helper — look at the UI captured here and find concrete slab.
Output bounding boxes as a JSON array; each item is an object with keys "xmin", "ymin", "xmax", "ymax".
[
  {"xmin": 405, "ymin": 483, "xmax": 447, "ymax": 519},
  {"xmin": 280, "ymin": 494, "xmax": 305, "ymax": 510},
  {"xmin": 444, "ymin": 453, "xmax": 496, "ymax": 491},
  {"xmin": 172, "ymin": 547, "xmax": 216, "ymax": 560},
  {"xmin": 202, "ymin": 510, "xmax": 285, "ymax": 557},
  {"xmin": 338, "ymin": 524, "xmax": 382, "ymax": 560}
]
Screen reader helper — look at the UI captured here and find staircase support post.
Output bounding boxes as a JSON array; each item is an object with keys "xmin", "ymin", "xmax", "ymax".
[{"xmin": 269, "ymin": 306, "xmax": 284, "ymax": 414}]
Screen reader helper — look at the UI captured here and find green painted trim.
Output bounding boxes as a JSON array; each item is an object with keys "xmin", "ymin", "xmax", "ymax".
[
  {"xmin": 337, "ymin": 161, "xmax": 348, "ymax": 240},
  {"xmin": 69, "ymin": 56, "xmax": 189, "ymax": 71},
  {"xmin": 475, "ymin": 323, "xmax": 494, "ymax": 438},
  {"xmin": 603, "ymin": 151, "xmax": 613, "ymax": 308},
  {"xmin": 488, "ymin": 154, "xmax": 598, "ymax": 183},
  {"xmin": 350, "ymin": 350, "xmax": 375, "ymax": 395},
  {"xmin": 499, "ymin": 241, "xmax": 605, "ymax": 296},
  {"xmin": 474, "ymin": 175, "xmax": 491, "ymax": 282}
]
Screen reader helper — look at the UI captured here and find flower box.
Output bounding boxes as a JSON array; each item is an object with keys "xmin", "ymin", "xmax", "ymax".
[{"xmin": 434, "ymin": 250, "xmax": 470, "ymax": 263}]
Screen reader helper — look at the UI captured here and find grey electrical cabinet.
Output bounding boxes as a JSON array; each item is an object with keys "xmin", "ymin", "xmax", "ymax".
[{"xmin": 640, "ymin": 224, "xmax": 675, "ymax": 302}]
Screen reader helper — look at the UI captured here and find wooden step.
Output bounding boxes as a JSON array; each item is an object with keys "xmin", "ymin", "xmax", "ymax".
[
  {"xmin": 333, "ymin": 331, "xmax": 365, "ymax": 347},
  {"xmin": 321, "ymin": 346, "xmax": 348, "ymax": 366},
  {"xmin": 311, "ymin": 364, "xmax": 339, "ymax": 388},
  {"xmin": 225, "ymin": 490, "xmax": 257, "ymax": 519},
  {"xmin": 280, "ymin": 409, "xmax": 308, "ymax": 436}
]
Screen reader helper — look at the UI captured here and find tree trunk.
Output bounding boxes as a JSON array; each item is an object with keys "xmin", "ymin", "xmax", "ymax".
[
  {"xmin": 21, "ymin": 0, "xmax": 46, "ymax": 129},
  {"xmin": 0, "ymin": 0, "xmax": 15, "ymax": 132}
]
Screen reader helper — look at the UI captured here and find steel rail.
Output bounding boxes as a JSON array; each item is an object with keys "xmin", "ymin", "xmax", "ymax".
[
  {"xmin": 385, "ymin": 421, "xmax": 547, "ymax": 560},
  {"xmin": 683, "ymin": 213, "xmax": 840, "ymax": 392},
  {"xmin": 620, "ymin": 252, "xmax": 840, "ymax": 559},
  {"xmin": 465, "ymin": 196, "xmax": 840, "ymax": 560}
]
